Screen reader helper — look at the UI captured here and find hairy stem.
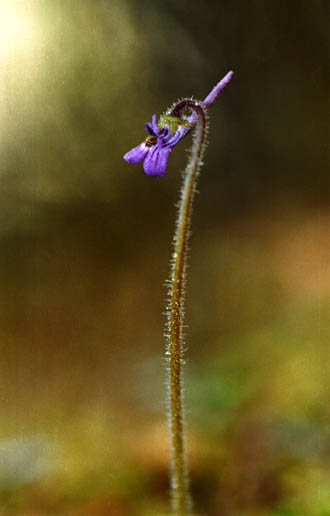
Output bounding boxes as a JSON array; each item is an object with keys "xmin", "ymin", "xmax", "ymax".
[{"xmin": 166, "ymin": 100, "xmax": 207, "ymax": 516}]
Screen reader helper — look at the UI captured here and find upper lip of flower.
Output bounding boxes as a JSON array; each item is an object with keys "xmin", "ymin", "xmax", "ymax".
[{"xmin": 145, "ymin": 114, "xmax": 189, "ymax": 147}]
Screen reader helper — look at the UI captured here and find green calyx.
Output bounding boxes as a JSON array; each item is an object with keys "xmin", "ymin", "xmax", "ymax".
[{"xmin": 158, "ymin": 115, "xmax": 191, "ymax": 134}]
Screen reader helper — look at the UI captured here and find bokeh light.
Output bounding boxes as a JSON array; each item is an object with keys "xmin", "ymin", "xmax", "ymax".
[{"xmin": 0, "ymin": 1, "xmax": 37, "ymax": 58}]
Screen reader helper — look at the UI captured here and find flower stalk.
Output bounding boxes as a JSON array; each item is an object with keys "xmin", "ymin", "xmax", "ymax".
[{"xmin": 165, "ymin": 100, "xmax": 207, "ymax": 515}]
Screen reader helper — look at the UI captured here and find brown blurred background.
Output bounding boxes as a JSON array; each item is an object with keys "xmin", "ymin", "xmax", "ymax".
[{"xmin": 0, "ymin": 1, "xmax": 329, "ymax": 514}]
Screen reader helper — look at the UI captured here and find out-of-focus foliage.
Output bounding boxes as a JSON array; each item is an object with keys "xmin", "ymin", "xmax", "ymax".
[{"xmin": 0, "ymin": 0, "xmax": 328, "ymax": 514}]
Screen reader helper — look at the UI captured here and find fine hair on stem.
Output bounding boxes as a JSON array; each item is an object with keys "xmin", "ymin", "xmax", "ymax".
[{"xmin": 165, "ymin": 99, "xmax": 208, "ymax": 516}]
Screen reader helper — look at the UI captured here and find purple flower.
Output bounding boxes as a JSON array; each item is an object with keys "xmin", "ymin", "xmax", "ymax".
[
  {"xmin": 123, "ymin": 114, "xmax": 188, "ymax": 177},
  {"xmin": 124, "ymin": 70, "xmax": 234, "ymax": 177}
]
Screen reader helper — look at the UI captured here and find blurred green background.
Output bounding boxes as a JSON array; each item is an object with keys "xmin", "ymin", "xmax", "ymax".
[{"xmin": 0, "ymin": 1, "xmax": 329, "ymax": 514}]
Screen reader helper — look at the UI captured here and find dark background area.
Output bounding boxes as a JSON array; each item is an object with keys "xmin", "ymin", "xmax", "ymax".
[{"xmin": 0, "ymin": 1, "xmax": 329, "ymax": 515}]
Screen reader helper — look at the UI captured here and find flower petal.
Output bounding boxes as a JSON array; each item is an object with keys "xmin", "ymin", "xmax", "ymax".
[
  {"xmin": 145, "ymin": 122, "xmax": 155, "ymax": 135},
  {"xmin": 151, "ymin": 114, "xmax": 159, "ymax": 135},
  {"xmin": 158, "ymin": 123, "xmax": 171, "ymax": 145},
  {"xmin": 143, "ymin": 145, "xmax": 171, "ymax": 177},
  {"xmin": 162, "ymin": 124, "xmax": 189, "ymax": 147},
  {"xmin": 123, "ymin": 142, "xmax": 149, "ymax": 164}
]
